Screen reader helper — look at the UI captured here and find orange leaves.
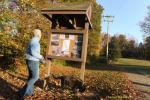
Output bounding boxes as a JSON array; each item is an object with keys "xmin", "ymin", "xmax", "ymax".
[
  {"xmin": 40, "ymin": 65, "xmax": 140, "ymax": 98},
  {"xmin": 0, "ymin": 64, "xmax": 141, "ymax": 99}
]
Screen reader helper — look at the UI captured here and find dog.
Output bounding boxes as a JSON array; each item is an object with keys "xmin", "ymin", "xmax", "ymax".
[{"xmin": 52, "ymin": 74, "xmax": 87, "ymax": 93}]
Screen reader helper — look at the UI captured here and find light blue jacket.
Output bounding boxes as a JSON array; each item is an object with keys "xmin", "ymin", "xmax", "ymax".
[{"xmin": 26, "ymin": 37, "xmax": 43, "ymax": 61}]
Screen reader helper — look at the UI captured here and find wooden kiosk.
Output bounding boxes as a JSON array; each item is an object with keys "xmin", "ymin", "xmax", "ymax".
[{"xmin": 41, "ymin": 2, "xmax": 92, "ymax": 85}]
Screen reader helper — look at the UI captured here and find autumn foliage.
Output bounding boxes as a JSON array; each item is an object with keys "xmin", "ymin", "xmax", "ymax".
[{"xmin": 0, "ymin": 0, "xmax": 141, "ymax": 99}]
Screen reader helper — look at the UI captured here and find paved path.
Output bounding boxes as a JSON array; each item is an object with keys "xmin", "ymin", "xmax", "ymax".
[{"xmin": 125, "ymin": 72, "xmax": 150, "ymax": 100}]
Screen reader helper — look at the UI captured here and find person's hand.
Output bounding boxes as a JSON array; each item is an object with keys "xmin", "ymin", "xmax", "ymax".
[{"xmin": 40, "ymin": 57, "xmax": 46, "ymax": 64}]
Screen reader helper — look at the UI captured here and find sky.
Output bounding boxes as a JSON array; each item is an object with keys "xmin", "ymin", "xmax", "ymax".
[{"xmin": 97, "ymin": 0, "xmax": 150, "ymax": 43}]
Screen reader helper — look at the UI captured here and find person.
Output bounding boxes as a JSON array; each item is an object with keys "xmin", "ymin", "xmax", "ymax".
[{"xmin": 18, "ymin": 29, "xmax": 45, "ymax": 97}]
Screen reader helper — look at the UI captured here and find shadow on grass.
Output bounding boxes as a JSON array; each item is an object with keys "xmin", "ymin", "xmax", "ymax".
[
  {"xmin": 85, "ymin": 64, "xmax": 121, "ymax": 72},
  {"xmin": 115, "ymin": 64, "xmax": 150, "ymax": 75},
  {"xmin": 84, "ymin": 63, "xmax": 150, "ymax": 76}
]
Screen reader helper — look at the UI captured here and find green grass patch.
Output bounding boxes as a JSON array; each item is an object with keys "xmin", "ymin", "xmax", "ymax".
[
  {"xmin": 116, "ymin": 58, "xmax": 150, "ymax": 67},
  {"xmin": 114, "ymin": 58, "xmax": 150, "ymax": 75}
]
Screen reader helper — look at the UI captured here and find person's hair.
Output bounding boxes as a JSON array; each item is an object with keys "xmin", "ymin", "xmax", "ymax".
[{"xmin": 33, "ymin": 29, "xmax": 41, "ymax": 37}]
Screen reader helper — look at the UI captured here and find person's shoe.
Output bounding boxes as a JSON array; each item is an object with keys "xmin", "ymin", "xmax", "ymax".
[
  {"xmin": 15, "ymin": 92, "xmax": 24, "ymax": 100},
  {"xmin": 15, "ymin": 91, "xmax": 21, "ymax": 96}
]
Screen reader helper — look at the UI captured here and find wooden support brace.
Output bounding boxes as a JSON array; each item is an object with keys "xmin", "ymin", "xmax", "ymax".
[{"xmin": 43, "ymin": 30, "xmax": 52, "ymax": 90}]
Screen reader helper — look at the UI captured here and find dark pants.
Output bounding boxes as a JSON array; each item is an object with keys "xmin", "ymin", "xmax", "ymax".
[{"xmin": 19, "ymin": 60, "xmax": 39, "ymax": 96}]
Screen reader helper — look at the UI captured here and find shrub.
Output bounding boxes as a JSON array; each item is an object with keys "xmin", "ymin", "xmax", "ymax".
[{"xmin": 0, "ymin": 33, "xmax": 24, "ymax": 70}]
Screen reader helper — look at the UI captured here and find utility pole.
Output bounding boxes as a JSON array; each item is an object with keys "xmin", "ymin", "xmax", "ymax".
[{"xmin": 103, "ymin": 15, "xmax": 114, "ymax": 64}]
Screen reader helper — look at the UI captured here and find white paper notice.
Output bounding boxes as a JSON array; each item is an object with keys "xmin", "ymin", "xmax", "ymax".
[
  {"xmin": 62, "ymin": 39, "xmax": 70, "ymax": 55},
  {"xmin": 69, "ymin": 35, "xmax": 75, "ymax": 40},
  {"xmin": 60, "ymin": 34, "xmax": 65, "ymax": 39}
]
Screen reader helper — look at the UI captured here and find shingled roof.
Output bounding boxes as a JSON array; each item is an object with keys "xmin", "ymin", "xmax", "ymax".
[{"xmin": 43, "ymin": 2, "xmax": 90, "ymax": 11}]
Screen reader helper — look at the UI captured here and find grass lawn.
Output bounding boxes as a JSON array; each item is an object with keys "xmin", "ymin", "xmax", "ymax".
[{"xmin": 114, "ymin": 58, "xmax": 150, "ymax": 75}]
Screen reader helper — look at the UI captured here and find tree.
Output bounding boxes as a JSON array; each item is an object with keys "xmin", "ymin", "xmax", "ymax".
[
  {"xmin": 108, "ymin": 36, "xmax": 121, "ymax": 61},
  {"xmin": 118, "ymin": 34, "xmax": 128, "ymax": 50},
  {"xmin": 137, "ymin": 42, "xmax": 146, "ymax": 59},
  {"xmin": 139, "ymin": 6, "xmax": 150, "ymax": 59},
  {"xmin": 88, "ymin": 1, "xmax": 103, "ymax": 59},
  {"xmin": 144, "ymin": 36, "xmax": 150, "ymax": 49},
  {"xmin": 140, "ymin": 6, "xmax": 150, "ymax": 35},
  {"xmin": 117, "ymin": 34, "xmax": 128, "ymax": 58},
  {"xmin": 144, "ymin": 36, "xmax": 150, "ymax": 59},
  {"xmin": 0, "ymin": 0, "xmax": 51, "ymax": 69}
]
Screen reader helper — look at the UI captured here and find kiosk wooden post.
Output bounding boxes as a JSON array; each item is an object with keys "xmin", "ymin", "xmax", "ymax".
[
  {"xmin": 80, "ymin": 22, "xmax": 89, "ymax": 81},
  {"xmin": 43, "ymin": 30, "xmax": 52, "ymax": 89}
]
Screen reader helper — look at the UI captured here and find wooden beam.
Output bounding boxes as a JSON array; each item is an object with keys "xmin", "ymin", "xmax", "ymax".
[
  {"xmin": 61, "ymin": 15, "xmax": 76, "ymax": 29},
  {"xmin": 42, "ymin": 14, "xmax": 53, "ymax": 22},
  {"xmin": 41, "ymin": 10, "xmax": 86, "ymax": 15},
  {"xmin": 51, "ymin": 29, "xmax": 84, "ymax": 34},
  {"xmin": 86, "ymin": 4, "xmax": 92, "ymax": 28},
  {"xmin": 47, "ymin": 55, "xmax": 82, "ymax": 62},
  {"xmin": 73, "ymin": 17, "xmax": 77, "ymax": 28}
]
